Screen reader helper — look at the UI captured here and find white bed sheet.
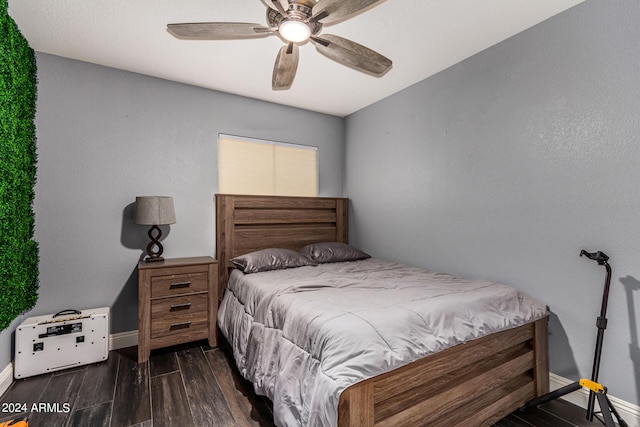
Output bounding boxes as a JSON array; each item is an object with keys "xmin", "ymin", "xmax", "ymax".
[{"xmin": 217, "ymin": 258, "xmax": 547, "ymax": 427}]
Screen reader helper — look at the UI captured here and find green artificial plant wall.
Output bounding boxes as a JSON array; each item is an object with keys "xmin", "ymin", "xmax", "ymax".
[{"xmin": 0, "ymin": 0, "xmax": 39, "ymax": 331}]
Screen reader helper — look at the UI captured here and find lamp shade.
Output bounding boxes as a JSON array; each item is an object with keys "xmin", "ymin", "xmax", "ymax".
[{"xmin": 134, "ymin": 196, "xmax": 176, "ymax": 225}]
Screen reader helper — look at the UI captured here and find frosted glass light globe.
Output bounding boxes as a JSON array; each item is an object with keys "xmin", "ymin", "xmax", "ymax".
[{"xmin": 279, "ymin": 20, "xmax": 311, "ymax": 43}]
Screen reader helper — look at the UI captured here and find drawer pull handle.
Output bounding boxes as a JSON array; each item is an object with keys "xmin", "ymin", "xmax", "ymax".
[
  {"xmin": 170, "ymin": 321, "xmax": 191, "ymax": 330},
  {"xmin": 170, "ymin": 303, "xmax": 192, "ymax": 311},
  {"xmin": 169, "ymin": 281, "xmax": 191, "ymax": 289}
]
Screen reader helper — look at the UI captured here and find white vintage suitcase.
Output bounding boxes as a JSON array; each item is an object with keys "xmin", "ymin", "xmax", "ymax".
[{"xmin": 14, "ymin": 307, "xmax": 109, "ymax": 379}]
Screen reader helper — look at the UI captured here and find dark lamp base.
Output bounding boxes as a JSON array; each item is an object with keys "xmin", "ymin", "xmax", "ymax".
[{"xmin": 144, "ymin": 225, "xmax": 165, "ymax": 262}]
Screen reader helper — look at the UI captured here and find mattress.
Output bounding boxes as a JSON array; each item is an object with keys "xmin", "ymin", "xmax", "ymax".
[{"xmin": 217, "ymin": 258, "xmax": 547, "ymax": 427}]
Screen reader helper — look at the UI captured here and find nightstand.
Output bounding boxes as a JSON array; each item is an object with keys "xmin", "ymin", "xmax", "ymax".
[{"xmin": 137, "ymin": 256, "xmax": 218, "ymax": 363}]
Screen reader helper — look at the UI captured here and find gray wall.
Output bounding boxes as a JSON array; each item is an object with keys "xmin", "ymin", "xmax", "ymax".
[
  {"xmin": 345, "ymin": 0, "xmax": 640, "ymax": 406},
  {"xmin": 0, "ymin": 53, "xmax": 344, "ymax": 368}
]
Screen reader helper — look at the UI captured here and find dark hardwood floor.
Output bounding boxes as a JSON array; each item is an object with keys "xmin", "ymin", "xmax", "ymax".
[{"xmin": 1, "ymin": 341, "xmax": 596, "ymax": 427}]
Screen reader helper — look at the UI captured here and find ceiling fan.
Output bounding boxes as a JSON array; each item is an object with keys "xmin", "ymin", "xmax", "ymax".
[{"xmin": 167, "ymin": 0, "xmax": 392, "ymax": 90}]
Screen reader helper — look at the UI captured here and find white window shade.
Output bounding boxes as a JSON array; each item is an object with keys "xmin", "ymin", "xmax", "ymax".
[{"xmin": 218, "ymin": 134, "xmax": 318, "ymax": 197}]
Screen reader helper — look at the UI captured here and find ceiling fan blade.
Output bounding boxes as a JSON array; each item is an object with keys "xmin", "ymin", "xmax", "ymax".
[
  {"xmin": 311, "ymin": 34, "xmax": 391, "ymax": 76},
  {"xmin": 272, "ymin": 43, "xmax": 299, "ymax": 90},
  {"xmin": 311, "ymin": 0, "xmax": 385, "ymax": 24},
  {"xmin": 167, "ymin": 22, "xmax": 272, "ymax": 40},
  {"xmin": 260, "ymin": 0, "xmax": 288, "ymax": 17}
]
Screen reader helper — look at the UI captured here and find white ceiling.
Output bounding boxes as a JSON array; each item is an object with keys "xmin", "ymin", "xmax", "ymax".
[{"xmin": 8, "ymin": 0, "xmax": 585, "ymax": 117}]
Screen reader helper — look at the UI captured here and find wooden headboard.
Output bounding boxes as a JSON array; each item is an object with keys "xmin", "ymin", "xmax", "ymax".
[{"xmin": 215, "ymin": 194, "xmax": 348, "ymax": 298}]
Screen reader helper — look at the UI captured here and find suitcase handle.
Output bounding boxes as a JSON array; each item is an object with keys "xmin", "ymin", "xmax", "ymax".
[{"xmin": 53, "ymin": 309, "xmax": 81, "ymax": 318}]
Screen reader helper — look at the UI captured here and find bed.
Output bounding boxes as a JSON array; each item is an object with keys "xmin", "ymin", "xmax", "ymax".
[{"xmin": 215, "ymin": 194, "xmax": 549, "ymax": 427}]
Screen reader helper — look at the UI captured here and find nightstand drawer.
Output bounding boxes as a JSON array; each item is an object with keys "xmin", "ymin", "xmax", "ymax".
[
  {"xmin": 151, "ymin": 271, "xmax": 208, "ymax": 298},
  {"xmin": 150, "ymin": 310, "xmax": 208, "ymax": 339},
  {"xmin": 151, "ymin": 293, "xmax": 208, "ymax": 320}
]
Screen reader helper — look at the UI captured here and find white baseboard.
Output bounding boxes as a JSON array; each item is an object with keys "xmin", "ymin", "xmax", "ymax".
[
  {"xmin": 550, "ymin": 372, "xmax": 640, "ymax": 427},
  {"xmin": 0, "ymin": 362, "xmax": 13, "ymax": 399},
  {"xmin": 108, "ymin": 329, "xmax": 138, "ymax": 351}
]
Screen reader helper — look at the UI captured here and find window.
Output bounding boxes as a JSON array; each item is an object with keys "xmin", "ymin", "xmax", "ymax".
[{"xmin": 218, "ymin": 134, "xmax": 318, "ymax": 197}]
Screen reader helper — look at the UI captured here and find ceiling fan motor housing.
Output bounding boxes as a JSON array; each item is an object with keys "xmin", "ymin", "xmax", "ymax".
[{"xmin": 268, "ymin": 1, "xmax": 322, "ymax": 40}]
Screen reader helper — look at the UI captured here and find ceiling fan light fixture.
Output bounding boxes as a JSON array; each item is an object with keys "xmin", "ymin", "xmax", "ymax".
[{"xmin": 279, "ymin": 20, "xmax": 311, "ymax": 43}]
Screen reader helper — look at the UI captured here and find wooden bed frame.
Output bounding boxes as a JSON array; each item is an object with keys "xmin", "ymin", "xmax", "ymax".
[{"xmin": 215, "ymin": 193, "xmax": 549, "ymax": 427}]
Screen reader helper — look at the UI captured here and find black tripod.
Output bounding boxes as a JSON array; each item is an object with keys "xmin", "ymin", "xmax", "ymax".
[{"xmin": 521, "ymin": 250, "xmax": 627, "ymax": 427}]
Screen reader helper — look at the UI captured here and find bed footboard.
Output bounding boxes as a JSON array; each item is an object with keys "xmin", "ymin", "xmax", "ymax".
[{"xmin": 338, "ymin": 316, "xmax": 549, "ymax": 427}]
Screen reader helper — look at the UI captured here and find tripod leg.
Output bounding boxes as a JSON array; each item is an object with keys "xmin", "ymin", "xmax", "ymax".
[
  {"xmin": 587, "ymin": 390, "xmax": 596, "ymax": 421},
  {"xmin": 520, "ymin": 382, "xmax": 582, "ymax": 410},
  {"xmin": 604, "ymin": 394, "xmax": 628, "ymax": 427},
  {"xmin": 595, "ymin": 392, "xmax": 616, "ymax": 427}
]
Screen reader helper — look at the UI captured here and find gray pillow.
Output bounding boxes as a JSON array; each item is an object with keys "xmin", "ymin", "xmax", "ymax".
[
  {"xmin": 299, "ymin": 242, "xmax": 370, "ymax": 264},
  {"xmin": 231, "ymin": 248, "xmax": 317, "ymax": 273}
]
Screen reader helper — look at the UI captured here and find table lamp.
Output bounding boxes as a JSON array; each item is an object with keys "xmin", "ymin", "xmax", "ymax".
[{"xmin": 134, "ymin": 196, "xmax": 176, "ymax": 262}]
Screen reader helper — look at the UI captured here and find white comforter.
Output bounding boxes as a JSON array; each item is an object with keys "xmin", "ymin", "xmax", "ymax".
[{"xmin": 217, "ymin": 259, "xmax": 547, "ymax": 427}]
